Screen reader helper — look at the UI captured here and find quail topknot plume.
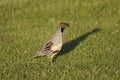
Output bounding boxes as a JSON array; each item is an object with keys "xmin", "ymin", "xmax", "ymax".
[{"xmin": 32, "ymin": 22, "xmax": 69, "ymax": 64}]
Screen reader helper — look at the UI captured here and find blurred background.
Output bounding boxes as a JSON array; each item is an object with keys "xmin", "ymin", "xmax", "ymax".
[{"xmin": 0, "ymin": 0, "xmax": 119, "ymax": 80}]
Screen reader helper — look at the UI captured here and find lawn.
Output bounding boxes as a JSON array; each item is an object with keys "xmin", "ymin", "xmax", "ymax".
[{"xmin": 0, "ymin": 0, "xmax": 119, "ymax": 80}]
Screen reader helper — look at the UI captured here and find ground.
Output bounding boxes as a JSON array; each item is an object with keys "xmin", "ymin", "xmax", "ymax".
[{"xmin": 0, "ymin": 0, "xmax": 119, "ymax": 80}]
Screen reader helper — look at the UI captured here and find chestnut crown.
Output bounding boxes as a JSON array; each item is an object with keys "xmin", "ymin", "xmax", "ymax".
[{"xmin": 59, "ymin": 22, "xmax": 69, "ymax": 32}]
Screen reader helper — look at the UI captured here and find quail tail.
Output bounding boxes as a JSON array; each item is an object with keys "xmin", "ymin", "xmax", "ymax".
[
  {"xmin": 32, "ymin": 51, "xmax": 41, "ymax": 58},
  {"xmin": 32, "ymin": 54, "xmax": 39, "ymax": 58}
]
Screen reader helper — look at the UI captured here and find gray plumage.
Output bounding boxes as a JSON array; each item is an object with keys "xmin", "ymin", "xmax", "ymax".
[{"xmin": 32, "ymin": 22, "xmax": 69, "ymax": 64}]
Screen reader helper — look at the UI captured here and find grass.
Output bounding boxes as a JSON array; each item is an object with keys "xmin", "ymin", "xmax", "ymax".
[{"xmin": 0, "ymin": 0, "xmax": 120, "ymax": 80}]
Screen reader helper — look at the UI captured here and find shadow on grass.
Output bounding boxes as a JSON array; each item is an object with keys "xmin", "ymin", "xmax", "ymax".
[{"xmin": 59, "ymin": 28, "xmax": 100, "ymax": 56}]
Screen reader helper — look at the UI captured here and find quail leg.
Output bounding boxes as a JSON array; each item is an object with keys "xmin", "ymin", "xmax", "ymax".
[{"xmin": 47, "ymin": 53, "xmax": 57, "ymax": 64}]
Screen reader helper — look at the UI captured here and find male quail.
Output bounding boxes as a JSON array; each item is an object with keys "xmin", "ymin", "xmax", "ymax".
[{"xmin": 32, "ymin": 22, "xmax": 69, "ymax": 64}]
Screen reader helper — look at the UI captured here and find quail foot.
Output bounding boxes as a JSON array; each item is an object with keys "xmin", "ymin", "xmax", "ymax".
[{"xmin": 32, "ymin": 22, "xmax": 69, "ymax": 64}]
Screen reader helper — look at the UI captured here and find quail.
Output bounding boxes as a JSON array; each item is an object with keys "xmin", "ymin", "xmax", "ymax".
[{"xmin": 32, "ymin": 22, "xmax": 69, "ymax": 64}]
